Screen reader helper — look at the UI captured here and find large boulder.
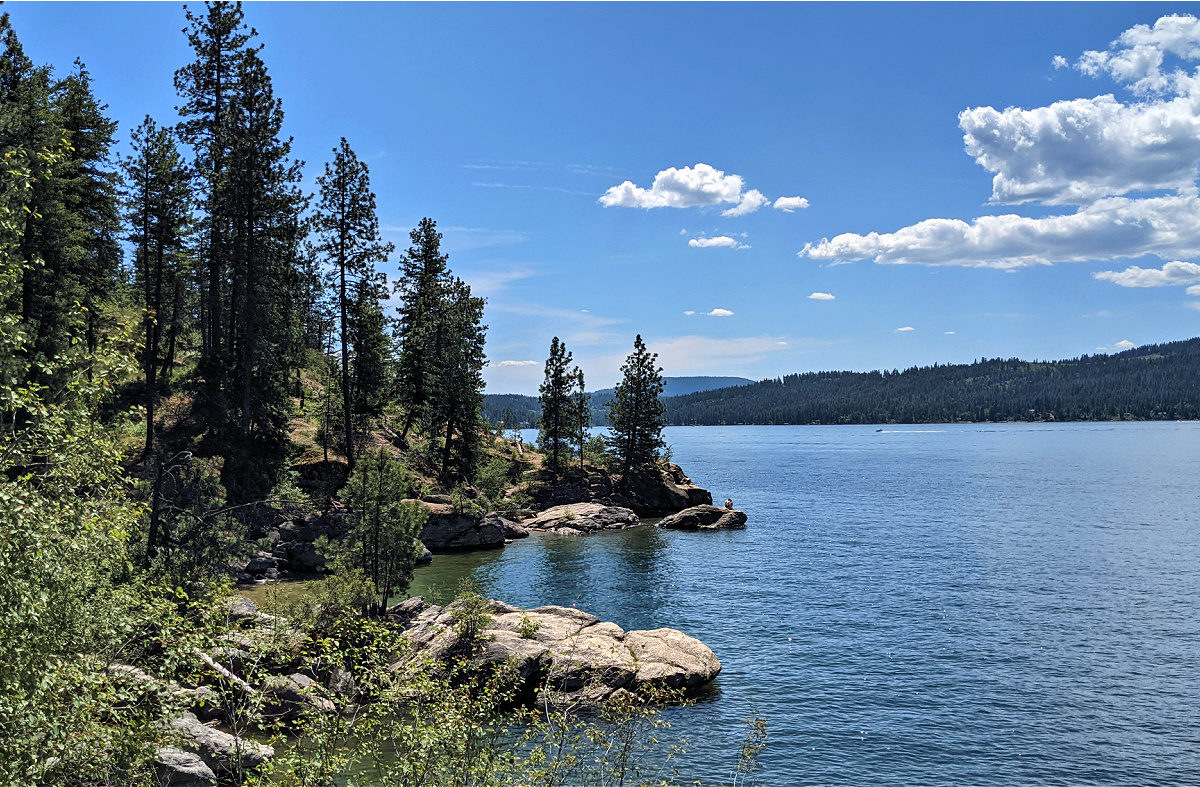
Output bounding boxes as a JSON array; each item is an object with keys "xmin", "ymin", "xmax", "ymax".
[
  {"xmin": 170, "ymin": 712, "xmax": 274, "ymax": 777},
  {"xmin": 656, "ymin": 504, "xmax": 746, "ymax": 531},
  {"xmin": 618, "ymin": 465, "xmax": 712, "ymax": 514},
  {"xmin": 392, "ymin": 599, "xmax": 720, "ymax": 706},
  {"xmin": 412, "ymin": 500, "xmax": 505, "ymax": 551},
  {"xmin": 154, "ymin": 747, "xmax": 216, "ymax": 787},
  {"xmin": 526, "ymin": 503, "xmax": 639, "ymax": 534},
  {"xmin": 485, "ymin": 512, "xmax": 529, "ymax": 539}
]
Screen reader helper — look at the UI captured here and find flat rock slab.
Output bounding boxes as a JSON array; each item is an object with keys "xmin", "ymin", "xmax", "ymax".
[
  {"xmin": 526, "ymin": 503, "xmax": 639, "ymax": 534},
  {"xmin": 657, "ymin": 504, "xmax": 747, "ymax": 531},
  {"xmin": 392, "ymin": 597, "xmax": 720, "ymax": 705}
]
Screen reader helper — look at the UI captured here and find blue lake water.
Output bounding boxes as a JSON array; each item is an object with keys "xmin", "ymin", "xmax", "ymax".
[{"xmin": 411, "ymin": 422, "xmax": 1200, "ymax": 784}]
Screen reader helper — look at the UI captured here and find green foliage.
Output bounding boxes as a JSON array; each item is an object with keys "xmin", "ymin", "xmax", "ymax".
[
  {"xmin": 517, "ymin": 612, "xmax": 541, "ymax": 640},
  {"xmin": 340, "ymin": 448, "xmax": 428, "ymax": 612},
  {"xmin": 0, "ymin": 142, "xmax": 165, "ymax": 785},
  {"xmin": 449, "ymin": 575, "xmax": 493, "ymax": 646},
  {"xmin": 606, "ymin": 335, "xmax": 666, "ymax": 475},
  {"xmin": 473, "ymin": 450, "xmax": 515, "ymax": 510}
]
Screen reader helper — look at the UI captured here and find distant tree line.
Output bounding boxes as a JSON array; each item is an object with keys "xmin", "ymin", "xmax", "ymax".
[{"xmin": 663, "ymin": 339, "xmax": 1200, "ymax": 425}]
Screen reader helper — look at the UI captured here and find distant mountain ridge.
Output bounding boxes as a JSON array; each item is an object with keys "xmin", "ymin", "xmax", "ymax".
[
  {"xmin": 663, "ymin": 337, "xmax": 1200, "ymax": 425},
  {"xmin": 483, "ymin": 376, "xmax": 754, "ymax": 428}
]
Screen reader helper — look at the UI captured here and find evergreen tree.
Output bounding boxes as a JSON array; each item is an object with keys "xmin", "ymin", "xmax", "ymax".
[
  {"xmin": 174, "ymin": 0, "xmax": 253, "ymax": 427},
  {"xmin": 349, "ymin": 273, "xmax": 393, "ymax": 419},
  {"xmin": 342, "ymin": 449, "xmax": 426, "ymax": 614},
  {"xmin": 606, "ymin": 334, "xmax": 665, "ymax": 475},
  {"xmin": 427, "ymin": 276, "xmax": 487, "ymax": 480},
  {"xmin": 537, "ymin": 336, "xmax": 573, "ymax": 474},
  {"xmin": 571, "ymin": 366, "xmax": 588, "ymax": 474},
  {"xmin": 218, "ymin": 44, "xmax": 306, "ymax": 500},
  {"xmin": 393, "ymin": 217, "xmax": 449, "ymax": 442},
  {"xmin": 311, "ymin": 137, "xmax": 393, "ymax": 470},
  {"xmin": 121, "ymin": 116, "xmax": 192, "ymax": 457}
]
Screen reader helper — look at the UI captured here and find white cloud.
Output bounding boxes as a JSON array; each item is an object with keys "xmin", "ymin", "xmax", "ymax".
[
  {"xmin": 497, "ymin": 359, "xmax": 538, "ymax": 367},
  {"xmin": 807, "ymin": 292, "xmax": 835, "ymax": 300},
  {"xmin": 1076, "ymin": 15, "xmax": 1200, "ymax": 95},
  {"xmin": 683, "ymin": 310, "xmax": 696, "ymax": 316},
  {"xmin": 1093, "ymin": 260, "xmax": 1200, "ymax": 286},
  {"xmin": 959, "ymin": 94, "xmax": 1200, "ymax": 205},
  {"xmin": 895, "ymin": 326, "xmax": 914, "ymax": 333},
  {"xmin": 723, "ymin": 189, "xmax": 770, "ymax": 217},
  {"xmin": 689, "ymin": 235, "xmax": 750, "ymax": 249},
  {"xmin": 1188, "ymin": 284, "xmax": 1200, "ymax": 295},
  {"xmin": 801, "ymin": 194, "xmax": 1200, "ymax": 268},
  {"xmin": 774, "ymin": 196, "xmax": 811, "ymax": 212},
  {"xmin": 706, "ymin": 308, "xmax": 735, "ymax": 317},
  {"xmin": 944, "ymin": 331, "xmax": 956, "ymax": 335},
  {"xmin": 1096, "ymin": 339, "xmax": 1139, "ymax": 351},
  {"xmin": 600, "ymin": 163, "xmax": 771, "ymax": 215},
  {"xmin": 1053, "ymin": 54, "xmax": 1070, "ymax": 69},
  {"xmin": 801, "ymin": 16, "xmax": 1200, "ymax": 270}
]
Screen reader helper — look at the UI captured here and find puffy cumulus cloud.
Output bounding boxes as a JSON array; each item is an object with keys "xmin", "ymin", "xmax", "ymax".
[
  {"xmin": 497, "ymin": 359, "xmax": 538, "ymax": 367},
  {"xmin": 895, "ymin": 326, "xmax": 914, "ymax": 333},
  {"xmin": 601, "ymin": 163, "xmax": 749, "ymax": 210},
  {"xmin": 1075, "ymin": 15, "xmax": 1200, "ymax": 95},
  {"xmin": 601, "ymin": 163, "xmax": 781, "ymax": 217},
  {"xmin": 807, "ymin": 292, "xmax": 835, "ymax": 300},
  {"xmin": 683, "ymin": 310, "xmax": 696, "ymax": 316},
  {"xmin": 1093, "ymin": 260, "xmax": 1200, "ymax": 286},
  {"xmin": 688, "ymin": 235, "xmax": 749, "ymax": 249},
  {"xmin": 960, "ymin": 94, "xmax": 1200, "ymax": 205},
  {"xmin": 706, "ymin": 308, "xmax": 735, "ymax": 317},
  {"xmin": 801, "ymin": 194, "xmax": 1200, "ymax": 268},
  {"xmin": 774, "ymin": 196, "xmax": 811, "ymax": 212}
]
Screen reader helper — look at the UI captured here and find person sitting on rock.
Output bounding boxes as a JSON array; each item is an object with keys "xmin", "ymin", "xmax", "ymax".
[{"xmin": 724, "ymin": 498, "xmax": 733, "ymax": 509}]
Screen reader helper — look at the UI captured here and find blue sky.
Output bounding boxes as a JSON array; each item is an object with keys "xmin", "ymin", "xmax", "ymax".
[{"xmin": 16, "ymin": 2, "xmax": 1200, "ymax": 393}]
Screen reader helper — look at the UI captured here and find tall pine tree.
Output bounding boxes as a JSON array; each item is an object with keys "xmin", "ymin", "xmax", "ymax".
[
  {"xmin": 311, "ymin": 137, "xmax": 392, "ymax": 470},
  {"xmin": 393, "ymin": 217, "xmax": 448, "ymax": 443},
  {"xmin": 537, "ymin": 336, "xmax": 573, "ymax": 475},
  {"xmin": 606, "ymin": 334, "xmax": 665, "ymax": 475},
  {"xmin": 121, "ymin": 116, "xmax": 192, "ymax": 456}
]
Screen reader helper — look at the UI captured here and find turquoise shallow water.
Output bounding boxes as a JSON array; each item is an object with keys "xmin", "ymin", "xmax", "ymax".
[{"xmin": 412, "ymin": 422, "xmax": 1200, "ymax": 785}]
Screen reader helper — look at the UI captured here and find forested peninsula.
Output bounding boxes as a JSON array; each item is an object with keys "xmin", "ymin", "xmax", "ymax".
[{"xmin": 662, "ymin": 338, "xmax": 1200, "ymax": 425}]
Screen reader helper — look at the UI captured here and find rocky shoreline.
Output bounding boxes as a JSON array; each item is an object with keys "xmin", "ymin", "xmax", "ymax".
[
  {"xmin": 141, "ymin": 593, "xmax": 721, "ymax": 786},
  {"xmin": 231, "ymin": 462, "xmax": 744, "ymax": 583}
]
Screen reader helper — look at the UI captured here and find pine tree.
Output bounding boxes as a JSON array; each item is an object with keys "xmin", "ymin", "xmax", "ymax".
[
  {"xmin": 428, "ymin": 276, "xmax": 487, "ymax": 480},
  {"xmin": 218, "ymin": 44, "xmax": 306, "ymax": 501},
  {"xmin": 606, "ymin": 334, "xmax": 665, "ymax": 475},
  {"xmin": 311, "ymin": 137, "xmax": 393, "ymax": 470},
  {"xmin": 537, "ymin": 336, "xmax": 573, "ymax": 475},
  {"xmin": 121, "ymin": 116, "xmax": 192, "ymax": 457},
  {"xmin": 175, "ymin": 0, "xmax": 254, "ymax": 428},
  {"xmin": 571, "ymin": 366, "xmax": 588, "ymax": 474},
  {"xmin": 393, "ymin": 217, "xmax": 449, "ymax": 443}
]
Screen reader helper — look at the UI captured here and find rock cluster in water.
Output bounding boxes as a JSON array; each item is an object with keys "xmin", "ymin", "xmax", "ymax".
[{"xmin": 657, "ymin": 504, "xmax": 747, "ymax": 531}]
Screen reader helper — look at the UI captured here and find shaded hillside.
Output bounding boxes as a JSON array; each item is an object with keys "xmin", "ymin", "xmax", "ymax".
[{"xmin": 663, "ymin": 338, "xmax": 1200, "ymax": 425}]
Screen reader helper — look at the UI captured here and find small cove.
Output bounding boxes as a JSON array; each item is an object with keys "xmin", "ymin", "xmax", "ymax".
[{"xmin": 245, "ymin": 422, "xmax": 1200, "ymax": 784}]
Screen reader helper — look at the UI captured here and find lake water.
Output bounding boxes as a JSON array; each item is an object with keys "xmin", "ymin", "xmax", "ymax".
[{"xmin": 410, "ymin": 422, "xmax": 1200, "ymax": 784}]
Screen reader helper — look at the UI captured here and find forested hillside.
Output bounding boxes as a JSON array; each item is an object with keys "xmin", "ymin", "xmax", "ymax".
[{"xmin": 663, "ymin": 338, "xmax": 1200, "ymax": 425}]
